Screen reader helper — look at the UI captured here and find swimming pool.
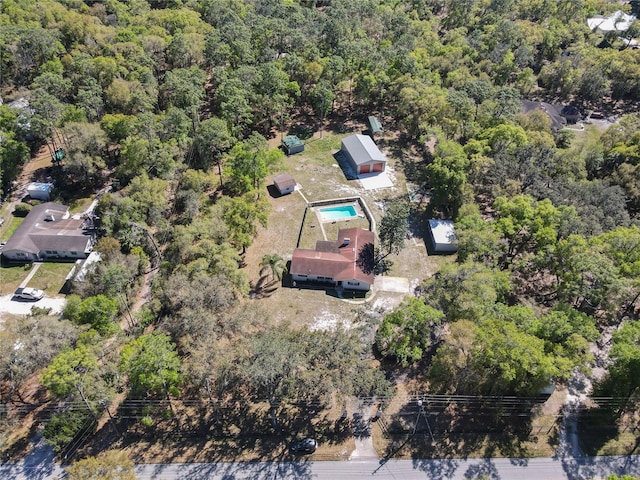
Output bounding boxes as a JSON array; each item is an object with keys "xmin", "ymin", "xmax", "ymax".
[{"xmin": 320, "ymin": 205, "xmax": 358, "ymax": 221}]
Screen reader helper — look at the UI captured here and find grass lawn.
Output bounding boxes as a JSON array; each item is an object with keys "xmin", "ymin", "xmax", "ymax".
[
  {"xmin": 117, "ymin": 398, "xmax": 355, "ymax": 463},
  {"xmin": 28, "ymin": 262, "xmax": 74, "ymax": 296},
  {"xmin": 0, "ymin": 215, "xmax": 25, "ymax": 242},
  {"xmin": 66, "ymin": 195, "xmax": 95, "ymax": 215},
  {"xmin": 302, "ymin": 133, "xmax": 343, "ymax": 158},
  {"xmin": 0, "ymin": 202, "xmax": 13, "ymax": 226},
  {"xmin": 0, "ymin": 264, "xmax": 33, "ymax": 295},
  {"xmin": 580, "ymin": 430, "xmax": 640, "ymax": 456},
  {"xmin": 578, "ymin": 405, "xmax": 640, "ymax": 456}
]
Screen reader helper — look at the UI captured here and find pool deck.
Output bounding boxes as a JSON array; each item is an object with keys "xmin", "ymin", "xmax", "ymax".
[
  {"xmin": 300, "ymin": 197, "xmax": 375, "ymax": 250},
  {"xmin": 311, "ymin": 203, "xmax": 364, "ymax": 242}
]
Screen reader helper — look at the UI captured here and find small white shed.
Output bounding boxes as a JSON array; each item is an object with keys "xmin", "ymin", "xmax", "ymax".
[
  {"xmin": 272, "ymin": 173, "xmax": 296, "ymax": 195},
  {"xmin": 27, "ymin": 182, "xmax": 54, "ymax": 201},
  {"xmin": 428, "ymin": 219, "xmax": 458, "ymax": 253}
]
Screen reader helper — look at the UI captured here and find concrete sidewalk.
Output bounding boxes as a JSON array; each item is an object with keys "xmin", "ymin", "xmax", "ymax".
[{"xmin": 18, "ymin": 262, "xmax": 42, "ymax": 288}]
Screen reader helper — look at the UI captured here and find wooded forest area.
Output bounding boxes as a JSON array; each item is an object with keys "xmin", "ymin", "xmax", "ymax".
[{"xmin": 1, "ymin": 0, "xmax": 640, "ymax": 467}]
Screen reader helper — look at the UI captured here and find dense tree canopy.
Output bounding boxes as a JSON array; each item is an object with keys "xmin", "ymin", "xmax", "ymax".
[
  {"xmin": 119, "ymin": 333, "xmax": 182, "ymax": 398},
  {"xmin": 375, "ymin": 297, "xmax": 444, "ymax": 366}
]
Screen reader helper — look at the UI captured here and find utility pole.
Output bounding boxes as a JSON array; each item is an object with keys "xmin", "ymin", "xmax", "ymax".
[
  {"xmin": 413, "ymin": 398, "xmax": 435, "ymax": 446},
  {"xmin": 100, "ymin": 399, "xmax": 121, "ymax": 436}
]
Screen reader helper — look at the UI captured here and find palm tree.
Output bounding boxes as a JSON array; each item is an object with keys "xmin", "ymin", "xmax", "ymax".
[{"xmin": 260, "ymin": 253, "xmax": 287, "ymax": 282}]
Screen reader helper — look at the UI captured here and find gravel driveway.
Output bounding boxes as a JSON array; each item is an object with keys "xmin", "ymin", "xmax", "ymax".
[{"xmin": 0, "ymin": 294, "xmax": 66, "ymax": 318}]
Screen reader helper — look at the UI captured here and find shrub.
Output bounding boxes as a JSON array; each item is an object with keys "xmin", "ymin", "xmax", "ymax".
[{"xmin": 13, "ymin": 203, "xmax": 32, "ymax": 217}]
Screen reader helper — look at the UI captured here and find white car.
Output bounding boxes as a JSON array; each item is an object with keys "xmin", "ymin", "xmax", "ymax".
[{"xmin": 14, "ymin": 287, "xmax": 45, "ymax": 301}]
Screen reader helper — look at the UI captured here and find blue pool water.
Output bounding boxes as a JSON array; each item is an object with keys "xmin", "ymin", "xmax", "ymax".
[{"xmin": 320, "ymin": 205, "xmax": 357, "ymax": 220}]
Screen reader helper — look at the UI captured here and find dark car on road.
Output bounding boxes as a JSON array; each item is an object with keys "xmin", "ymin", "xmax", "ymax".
[{"xmin": 290, "ymin": 438, "xmax": 317, "ymax": 454}]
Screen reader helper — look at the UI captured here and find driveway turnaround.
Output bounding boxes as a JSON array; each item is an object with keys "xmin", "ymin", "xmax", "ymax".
[{"xmin": 0, "ymin": 294, "xmax": 66, "ymax": 318}]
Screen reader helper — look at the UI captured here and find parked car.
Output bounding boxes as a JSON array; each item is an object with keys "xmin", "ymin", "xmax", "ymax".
[
  {"xmin": 290, "ymin": 438, "xmax": 317, "ymax": 454},
  {"xmin": 14, "ymin": 287, "xmax": 45, "ymax": 301}
]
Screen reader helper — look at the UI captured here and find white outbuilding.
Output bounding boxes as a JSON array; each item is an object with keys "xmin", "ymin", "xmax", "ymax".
[
  {"xmin": 272, "ymin": 173, "xmax": 296, "ymax": 195},
  {"xmin": 428, "ymin": 219, "xmax": 458, "ymax": 253},
  {"xmin": 27, "ymin": 182, "xmax": 54, "ymax": 201}
]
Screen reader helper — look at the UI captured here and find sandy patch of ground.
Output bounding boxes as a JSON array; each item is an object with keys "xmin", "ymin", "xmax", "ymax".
[{"xmin": 309, "ymin": 310, "xmax": 354, "ymax": 331}]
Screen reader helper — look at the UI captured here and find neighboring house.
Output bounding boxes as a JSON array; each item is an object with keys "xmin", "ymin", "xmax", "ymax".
[
  {"xmin": 272, "ymin": 173, "xmax": 297, "ymax": 195},
  {"xmin": 587, "ymin": 10, "xmax": 636, "ymax": 32},
  {"xmin": 520, "ymin": 101, "xmax": 582, "ymax": 130},
  {"xmin": 27, "ymin": 182, "xmax": 54, "ymax": 201},
  {"xmin": 560, "ymin": 105, "xmax": 581, "ymax": 124},
  {"xmin": 428, "ymin": 219, "xmax": 458, "ymax": 253},
  {"xmin": 282, "ymin": 135, "xmax": 304, "ymax": 155},
  {"xmin": 1, "ymin": 202, "xmax": 95, "ymax": 262},
  {"xmin": 290, "ymin": 227, "xmax": 375, "ymax": 291},
  {"xmin": 341, "ymin": 134, "xmax": 387, "ymax": 175},
  {"xmin": 521, "ymin": 101, "xmax": 566, "ymax": 131}
]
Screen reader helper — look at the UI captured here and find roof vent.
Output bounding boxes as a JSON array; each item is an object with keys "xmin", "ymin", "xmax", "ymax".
[{"xmin": 44, "ymin": 214, "xmax": 55, "ymax": 222}]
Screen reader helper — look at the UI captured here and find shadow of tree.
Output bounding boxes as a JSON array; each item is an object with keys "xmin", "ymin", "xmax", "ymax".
[
  {"xmin": 249, "ymin": 274, "xmax": 280, "ymax": 299},
  {"xmin": 379, "ymin": 396, "xmax": 539, "ymax": 462},
  {"xmin": 579, "ymin": 378, "xmax": 640, "ymax": 456},
  {"xmin": 463, "ymin": 458, "xmax": 501, "ymax": 479},
  {"xmin": 577, "ymin": 402, "xmax": 637, "ymax": 456},
  {"xmin": 388, "ymin": 132, "xmax": 432, "ymax": 185},
  {"xmin": 83, "ymin": 393, "xmax": 356, "ymax": 464},
  {"xmin": 356, "ymin": 242, "xmax": 375, "ymax": 275}
]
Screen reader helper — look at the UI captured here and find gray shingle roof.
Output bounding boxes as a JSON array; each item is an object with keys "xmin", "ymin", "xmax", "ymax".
[
  {"xmin": 341, "ymin": 135, "xmax": 386, "ymax": 166},
  {"xmin": 3, "ymin": 203, "xmax": 92, "ymax": 256}
]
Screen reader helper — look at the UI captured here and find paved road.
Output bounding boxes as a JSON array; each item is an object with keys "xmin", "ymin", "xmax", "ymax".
[
  {"xmin": 133, "ymin": 455, "xmax": 640, "ymax": 480},
  {"xmin": 3, "ymin": 454, "xmax": 640, "ymax": 480},
  {"xmin": 2, "ymin": 428, "xmax": 640, "ymax": 480}
]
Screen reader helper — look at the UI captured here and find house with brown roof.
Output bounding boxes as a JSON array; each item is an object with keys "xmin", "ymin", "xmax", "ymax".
[
  {"xmin": 1, "ymin": 203, "xmax": 95, "ymax": 262},
  {"xmin": 289, "ymin": 227, "xmax": 375, "ymax": 291}
]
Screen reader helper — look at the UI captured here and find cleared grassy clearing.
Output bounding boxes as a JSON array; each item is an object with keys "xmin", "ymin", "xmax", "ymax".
[{"xmin": 245, "ymin": 129, "xmax": 427, "ymax": 327}]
